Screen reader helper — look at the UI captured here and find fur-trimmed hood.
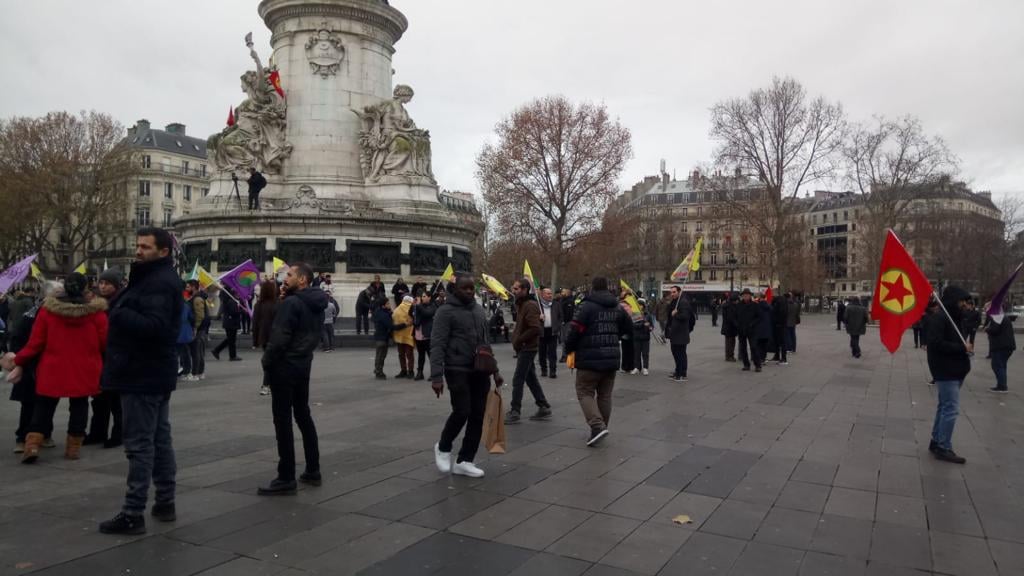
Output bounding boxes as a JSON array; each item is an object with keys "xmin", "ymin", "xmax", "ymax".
[{"xmin": 42, "ymin": 296, "xmax": 108, "ymax": 319}]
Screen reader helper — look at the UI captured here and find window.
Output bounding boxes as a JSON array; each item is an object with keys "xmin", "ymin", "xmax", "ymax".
[
  {"xmin": 710, "ymin": 270, "xmax": 717, "ymax": 280},
  {"xmin": 832, "ymin": 213, "xmax": 838, "ymax": 223},
  {"xmin": 164, "ymin": 182, "xmax": 173, "ymax": 199},
  {"xmin": 184, "ymin": 185, "xmax": 192, "ymax": 201},
  {"xmin": 136, "ymin": 208, "xmax": 151, "ymax": 226},
  {"xmin": 138, "ymin": 180, "xmax": 150, "ymax": 197},
  {"xmin": 673, "ymin": 193, "xmax": 682, "ymax": 204},
  {"xmin": 200, "ymin": 164, "xmax": 207, "ymax": 177},
  {"xmin": 682, "ymin": 207, "xmax": 688, "ymax": 217},
  {"xmin": 841, "ymin": 283, "xmax": 847, "ymax": 291},
  {"xmin": 697, "ymin": 206, "xmax": 703, "ymax": 217},
  {"xmin": 141, "ymin": 155, "xmax": 151, "ymax": 169},
  {"xmin": 696, "ymin": 221, "xmax": 703, "ymax": 232},
  {"xmin": 163, "ymin": 210, "xmax": 173, "ymax": 227},
  {"xmin": 843, "ymin": 210, "xmax": 849, "ymax": 221},
  {"xmin": 182, "ymin": 161, "xmax": 190, "ymax": 175},
  {"xmin": 202, "ymin": 187, "xmax": 209, "ymax": 197},
  {"xmin": 711, "ymin": 253, "xmax": 718, "ymax": 265},
  {"xmin": 682, "ymin": 222, "xmax": 688, "ymax": 232}
]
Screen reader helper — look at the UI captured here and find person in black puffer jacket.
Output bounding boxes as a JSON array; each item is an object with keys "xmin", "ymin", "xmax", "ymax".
[
  {"xmin": 258, "ymin": 262, "xmax": 329, "ymax": 495},
  {"xmin": 926, "ymin": 285, "xmax": 973, "ymax": 465},
  {"xmin": 99, "ymin": 227, "xmax": 183, "ymax": 536},
  {"xmin": 430, "ymin": 275, "xmax": 503, "ymax": 479},
  {"xmin": 564, "ymin": 277, "xmax": 632, "ymax": 447},
  {"xmin": 721, "ymin": 295, "xmax": 739, "ymax": 362},
  {"xmin": 412, "ymin": 292, "xmax": 439, "ymax": 381},
  {"xmin": 985, "ymin": 311, "xmax": 1016, "ymax": 393}
]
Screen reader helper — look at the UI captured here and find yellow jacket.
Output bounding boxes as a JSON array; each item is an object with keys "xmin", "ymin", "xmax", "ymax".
[{"xmin": 392, "ymin": 301, "xmax": 414, "ymax": 346}]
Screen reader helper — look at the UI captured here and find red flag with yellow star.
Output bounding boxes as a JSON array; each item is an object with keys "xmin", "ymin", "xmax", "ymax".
[
  {"xmin": 268, "ymin": 70, "xmax": 285, "ymax": 98},
  {"xmin": 872, "ymin": 229, "xmax": 933, "ymax": 353}
]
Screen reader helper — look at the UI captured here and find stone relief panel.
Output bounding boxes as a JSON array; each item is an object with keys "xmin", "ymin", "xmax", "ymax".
[
  {"xmin": 217, "ymin": 240, "xmax": 266, "ymax": 267},
  {"xmin": 452, "ymin": 249, "xmax": 473, "ymax": 274},
  {"xmin": 409, "ymin": 245, "xmax": 448, "ymax": 275},
  {"xmin": 346, "ymin": 241, "xmax": 401, "ymax": 274},
  {"xmin": 182, "ymin": 241, "xmax": 213, "ymax": 268},
  {"xmin": 305, "ymin": 23, "xmax": 345, "ymax": 78},
  {"xmin": 277, "ymin": 240, "xmax": 337, "ymax": 270}
]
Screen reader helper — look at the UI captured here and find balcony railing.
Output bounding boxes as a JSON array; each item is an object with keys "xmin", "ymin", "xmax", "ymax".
[{"xmin": 139, "ymin": 163, "xmax": 209, "ymax": 179}]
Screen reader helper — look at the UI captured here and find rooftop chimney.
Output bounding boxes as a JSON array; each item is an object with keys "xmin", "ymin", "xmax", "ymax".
[
  {"xmin": 165, "ymin": 123, "xmax": 186, "ymax": 135},
  {"xmin": 135, "ymin": 119, "xmax": 151, "ymax": 132}
]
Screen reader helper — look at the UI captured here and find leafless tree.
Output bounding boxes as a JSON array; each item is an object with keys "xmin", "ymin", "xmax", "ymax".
[
  {"xmin": 844, "ymin": 115, "xmax": 957, "ymax": 280},
  {"xmin": 0, "ymin": 111, "xmax": 133, "ymax": 274},
  {"xmin": 707, "ymin": 76, "xmax": 845, "ymax": 287},
  {"xmin": 476, "ymin": 96, "xmax": 632, "ymax": 289}
]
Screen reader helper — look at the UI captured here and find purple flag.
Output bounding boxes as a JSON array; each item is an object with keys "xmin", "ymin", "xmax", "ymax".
[
  {"xmin": 0, "ymin": 254, "xmax": 38, "ymax": 294},
  {"xmin": 218, "ymin": 259, "xmax": 261, "ymax": 317},
  {"xmin": 987, "ymin": 262, "xmax": 1023, "ymax": 324}
]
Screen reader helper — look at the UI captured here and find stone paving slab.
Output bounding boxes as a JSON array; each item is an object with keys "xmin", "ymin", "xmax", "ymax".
[{"xmin": 2, "ymin": 315, "xmax": 1023, "ymax": 575}]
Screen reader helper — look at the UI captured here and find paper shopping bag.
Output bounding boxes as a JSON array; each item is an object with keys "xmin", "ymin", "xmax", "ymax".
[{"xmin": 483, "ymin": 387, "xmax": 507, "ymax": 454}]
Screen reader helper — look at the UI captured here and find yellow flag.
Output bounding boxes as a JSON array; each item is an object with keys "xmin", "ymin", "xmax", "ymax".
[
  {"xmin": 196, "ymin": 265, "xmax": 218, "ymax": 290},
  {"xmin": 31, "ymin": 263, "xmax": 44, "ymax": 281},
  {"xmin": 440, "ymin": 263, "xmax": 455, "ymax": 283},
  {"xmin": 481, "ymin": 273, "xmax": 511, "ymax": 300},
  {"xmin": 523, "ymin": 260, "xmax": 537, "ymax": 289},
  {"xmin": 690, "ymin": 236, "xmax": 703, "ymax": 272},
  {"xmin": 273, "ymin": 257, "xmax": 288, "ymax": 272},
  {"xmin": 619, "ymin": 279, "xmax": 641, "ymax": 315},
  {"xmin": 74, "ymin": 262, "xmax": 87, "ymax": 274}
]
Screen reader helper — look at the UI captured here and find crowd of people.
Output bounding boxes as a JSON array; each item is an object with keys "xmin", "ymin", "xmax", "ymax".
[{"xmin": 1, "ymin": 228, "xmax": 1018, "ymax": 534}]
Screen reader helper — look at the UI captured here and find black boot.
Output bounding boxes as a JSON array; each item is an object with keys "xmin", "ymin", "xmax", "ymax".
[
  {"xmin": 151, "ymin": 502, "xmax": 177, "ymax": 522},
  {"xmin": 257, "ymin": 478, "xmax": 298, "ymax": 496},
  {"xmin": 99, "ymin": 512, "xmax": 146, "ymax": 535}
]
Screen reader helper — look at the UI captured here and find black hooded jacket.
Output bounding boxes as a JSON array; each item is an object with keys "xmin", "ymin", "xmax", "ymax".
[
  {"xmin": 564, "ymin": 290, "xmax": 632, "ymax": 372},
  {"xmin": 261, "ymin": 286, "xmax": 328, "ymax": 379},
  {"xmin": 429, "ymin": 289, "xmax": 489, "ymax": 381},
  {"xmin": 926, "ymin": 285, "xmax": 972, "ymax": 381}
]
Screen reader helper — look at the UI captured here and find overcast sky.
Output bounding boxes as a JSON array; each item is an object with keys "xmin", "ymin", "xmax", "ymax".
[{"xmin": 2, "ymin": 0, "xmax": 1022, "ymax": 201}]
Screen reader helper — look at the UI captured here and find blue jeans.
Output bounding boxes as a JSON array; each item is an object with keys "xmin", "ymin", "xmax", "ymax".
[
  {"xmin": 121, "ymin": 393, "xmax": 176, "ymax": 515},
  {"xmin": 991, "ymin": 349, "xmax": 1012, "ymax": 390},
  {"xmin": 931, "ymin": 380, "xmax": 961, "ymax": 451},
  {"xmin": 786, "ymin": 327, "xmax": 796, "ymax": 352}
]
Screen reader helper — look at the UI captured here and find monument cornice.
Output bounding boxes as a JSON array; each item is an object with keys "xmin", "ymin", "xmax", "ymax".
[{"xmin": 258, "ymin": 0, "xmax": 408, "ymax": 45}]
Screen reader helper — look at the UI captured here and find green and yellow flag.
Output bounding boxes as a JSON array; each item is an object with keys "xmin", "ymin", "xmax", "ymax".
[
  {"xmin": 74, "ymin": 262, "xmax": 87, "ymax": 274},
  {"xmin": 440, "ymin": 263, "xmax": 455, "ymax": 283},
  {"xmin": 669, "ymin": 237, "xmax": 704, "ymax": 282},
  {"xmin": 523, "ymin": 260, "xmax": 539, "ymax": 290},
  {"xmin": 481, "ymin": 273, "xmax": 511, "ymax": 300},
  {"xmin": 619, "ymin": 279, "xmax": 642, "ymax": 315},
  {"xmin": 30, "ymin": 263, "xmax": 44, "ymax": 282}
]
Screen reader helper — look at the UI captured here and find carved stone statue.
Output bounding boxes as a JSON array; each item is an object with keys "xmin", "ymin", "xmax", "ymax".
[
  {"xmin": 356, "ymin": 85, "xmax": 435, "ymax": 184},
  {"xmin": 208, "ymin": 34, "xmax": 293, "ymax": 174}
]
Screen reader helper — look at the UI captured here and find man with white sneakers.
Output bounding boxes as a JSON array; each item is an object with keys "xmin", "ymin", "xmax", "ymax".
[{"xmin": 430, "ymin": 275, "xmax": 503, "ymax": 478}]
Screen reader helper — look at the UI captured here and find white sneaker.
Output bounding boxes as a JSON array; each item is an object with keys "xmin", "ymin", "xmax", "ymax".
[
  {"xmin": 642, "ymin": 368, "xmax": 649, "ymax": 376},
  {"xmin": 259, "ymin": 385, "xmax": 270, "ymax": 396},
  {"xmin": 434, "ymin": 443, "xmax": 451, "ymax": 474},
  {"xmin": 452, "ymin": 460, "xmax": 484, "ymax": 478},
  {"xmin": 197, "ymin": 374, "xmax": 205, "ymax": 380},
  {"xmin": 629, "ymin": 369, "xmax": 639, "ymax": 375}
]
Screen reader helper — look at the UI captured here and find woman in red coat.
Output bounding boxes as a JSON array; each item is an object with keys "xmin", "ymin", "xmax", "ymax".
[{"xmin": 4, "ymin": 274, "xmax": 108, "ymax": 463}]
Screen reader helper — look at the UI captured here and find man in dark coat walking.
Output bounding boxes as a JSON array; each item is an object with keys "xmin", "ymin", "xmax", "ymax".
[
  {"xmin": 212, "ymin": 289, "xmax": 242, "ymax": 361},
  {"xmin": 564, "ymin": 277, "xmax": 632, "ymax": 446},
  {"xmin": 844, "ymin": 297, "xmax": 868, "ymax": 359},
  {"xmin": 721, "ymin": 295, "xmax": 738, "ymax": 361},
  {"xmin": 735, "ymin": 289, "xmax": 761, "ymax": 372},
  {"xmin": 836, "ymin": 299, "xmax": 846, "ymax": 331},
  {"xmin": 507, "ymin": 278, "xmax": 552, "ymax": 423},
  {"xmin": 770, "ymin": 291, "xmax": 789, "ymax": 364},
  {"xmin": 99, "ymin": 227, "xmax": 183, "ymax": 535},
  {"xmin": 666, "ymin": 286, "xmax": 696, "ymax": 381},
  {"xmin": 258, "ymin": 262, "xmax": 328, "ymax": 495}
]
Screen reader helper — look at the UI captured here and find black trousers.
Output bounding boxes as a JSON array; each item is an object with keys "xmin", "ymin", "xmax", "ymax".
[
  {"xmin": 670, "ymin": 344, "xmax": 688, "ymax": 377},
  {"xmin": 213, "ymin": 329, "xmax": 238, "ymax": 359},
  {"xmin": 438, "ymin": 369, "xmax": 491, "ymax": 464},
  {"xmin": 88, "ymin": 391, "xmax": 122, "ymax": 441},
  {"xmin": 738, "ymin": 334, "xmax": 760, "ymax": 368},
  {"xmin": 850, "ymin": 334, "xmax": 861, "ymax": 358},
  {"xmin": 269, "ymin": 371, "xmax": 319, "ymax": 481},
  {"xmin": 620, "ymin": 340, "xmax": 635, "ymax": 372},
  {"xmin": 511, "ymin": 350, "xmax": 549, "ymax": 412},
  {"xmin": 248, "ymin": 191, "xmax": 261, "ymax": 210},
  {"xmin": 772, "ymin": 326, "xmax": 787, "ymax": 362},
  {"xmin": 416, "ymin": 339, "xmax": 430, "ymax": 374},
  {"xmin": 356, "ymin": 310, "xmax": 370, "ymax": 334},
  {"xmin": 16, "ymin": 395, "xmax": 51, "ymax": 442},
  {"xmin": 31, "ymin": 396, "xmax": 88, "ymax": 436},
  {"xmin": 725, "ymin": 335, "xmax": 737, "ymax": 360},
  {"xmin": 538, "ymin": 331, "xmax": 558, "ymax": 375},
  {"xmin": 374, "ymin": 342, "xmax": 388, "ymax": 374},
  {"xmin": 240, "ymin": 314, "xmax": 251, "ymax": 334}
]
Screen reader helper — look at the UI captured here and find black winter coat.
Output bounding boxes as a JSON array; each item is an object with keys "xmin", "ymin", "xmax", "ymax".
[
  {"xmin": 564, "ymin": 291, "xmax": 632, "ymax": 372},
  {"xmin": 756, "ymin": 301, "xmax": 773, "ymax": 340},
  {"xmin": 7, "ymin": 303, "xmax": 39, "ymax": 402},
  {"xmin": 355, "ymin": 289, "xmax": 372, "ymax": 313},
  {"xmin": 373, "ymin": 307, "xmax": 394, "ymax": 342},
  {"xmin": 102, "ymin": 256, "xmax": 183, "ymax": 394},
  {"xmin": 413, "ymin": 301, "xmax": 438, "ymax": 339},
  {"xmin": 986, "ymin": 315, "xmax": 1017, "ymax": 352},
  {"xmin": 734, "ymin": 300, "xmax": 760, "ymax": 337},
  {"xmin": 430, "ymin": 293, "xmax": 490, "ymax": 381},
  {"xmin": 220, "ymin": 291, "xmax": 242, "ymax": 331},
  {"xmin": 720, "ymin": 301, "xmax": 738, "ymax": 337},
  {"xmin": 261, "ymin": 287, "xmax": 328, "ymax": 380},
  {"xmin": 771, "ymin": 297, "xmax": 789, "ymax": 328},
  {"xmin": 926, "ymin": 286, "xmax": 972, "ymax": 382},
  {"xmin": 667, "ymin": 298, "xmax": 696, "ymax": 346}
]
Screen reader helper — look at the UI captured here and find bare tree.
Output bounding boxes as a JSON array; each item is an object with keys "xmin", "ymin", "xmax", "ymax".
[
  {"xmin": 844, "ymin": 115, "xmax": 957, "ymax": 280},
  {"xmin": 0, "ymin": 111, "xmax": 133, "ymax": 274},
  {"xmin": 707, "ymin": 76, "xmax": 845, "ymax": 287},
  {"xmin": 476, "ymin": 96, "xmax": 632, "ymax": 289}
]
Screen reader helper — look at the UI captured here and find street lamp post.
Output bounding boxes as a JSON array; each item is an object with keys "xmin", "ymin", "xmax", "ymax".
[{"xmin": 727, "ymin": 254, "xmax": 738, "ymax": 293}]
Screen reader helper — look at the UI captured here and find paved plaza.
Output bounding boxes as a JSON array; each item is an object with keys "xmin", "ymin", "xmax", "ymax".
[{"xmin": 1, "ymin": 315, "xmax": 1022, "ymax": 575}]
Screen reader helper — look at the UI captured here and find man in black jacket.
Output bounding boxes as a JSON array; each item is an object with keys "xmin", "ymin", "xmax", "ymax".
[
  {"xmin": 212, "ymin": 288, "xmax": 242, "ymax": 361},
  {"xmin": 770, "ymin": 291, "xmax": 789, "ymax": 364},
  {"xmin": 247, "ymin": 167, "xmax": 267, "ymax": 210},
  {"xmin": 666, "ymin": 287, "xmax": 696, "ymax": 381},
  {"xmin": 99, "ymin": 227, "xmax": 183, "ymax": 536},
  {"xmin": 927, "ymin": 285, "xmax": 973, "ymax": 464},
  {"xmin": 258, "ymin": 263, "xmax": 328, "ymax": 495},
  {"xmin": 721, "ymin": 295, "xmax": 738, "ymax": 362},
  {"xmin": 564, "ymin": 277, "xmax": 632, "ymax": 447},
  {"xmin": 735, "ymin": 289, "xmax": 761, "ymax": 372},
  {"xmin": 538, "ymin": 287, "xmax": 563, "ymax": 378},
  {"xmin": 355, "ymin": 287, "xmax": 372, "ymax": 335}
]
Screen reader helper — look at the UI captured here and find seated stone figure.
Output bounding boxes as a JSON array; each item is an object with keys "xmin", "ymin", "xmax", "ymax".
[{"xmin": 357, "ymin": 85, "xmax": 435, "ymax": 184}]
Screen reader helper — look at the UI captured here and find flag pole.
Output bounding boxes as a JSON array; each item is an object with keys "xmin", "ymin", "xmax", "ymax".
[{"xmin": 931, "ymin": 290, "xmax": 971, "ymax": 352}]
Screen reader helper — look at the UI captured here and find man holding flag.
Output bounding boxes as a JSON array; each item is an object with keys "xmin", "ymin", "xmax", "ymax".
[
  {"xmin": 984, "ymin": 262, "xmax": 1021, "ymax": 393},
  {"xmin": 871, "ymin": 230, "xmax": 970, "ymax": 464}
]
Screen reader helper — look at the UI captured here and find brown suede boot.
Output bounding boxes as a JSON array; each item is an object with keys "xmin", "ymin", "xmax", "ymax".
[
  {"xmin": 65, "ymin": 435, "xmax": 84, "ymax": 460},
  {"xmin": 22, "ymin": 433, "xmax": 44, "ymax": 464}
]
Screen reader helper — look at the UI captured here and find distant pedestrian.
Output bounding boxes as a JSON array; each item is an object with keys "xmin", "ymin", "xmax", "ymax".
[
  {"xmin": 710, "ymin": 298, "xmax": 720, "ymax": 327},
  {"xmin": 430, "ymin": 275, "xmax": 502, "ymax": 478},
  {"xmin": 175, "ymin": 290, "xmax": 195, "ymax": 379},
  {"xmin": 963, "ymin": 301, "xmax": 981, "ymax": 346},
  {"xmin": 372, "ymin": 300, "xmax": 395, "ymax": 379},
  {"xmin": 184, "ymin": 280, "xmax": 208, "ymax": 382},
  {"xmin": 721, "ymin": 295, "xmax": 738, "ymax": 362},
  {"xmin": 756, "ymin": 295, "xmax": 773, "ymax": 365},
  {"xmin": 735, "ymin": 289, "xmax": 761, "ymax": 372},
  {"xmin": 632, "ymin": 299, "xmax": 653, "ymax": 375},
  {"xmin": 392, "ymin": 295, "xmax": 415, "ymax": 378},
  {"xmin": 321, "ymin": 297, "xmax": 337, "ymax": 352},
  {"xmin": 391, "ymin": 277, "xmax": 409, "ymax": 307},
  {"xmin": 785, "ymin": 292, "xmax": 800, "ymax": 353},
  {"xmin": 507, "ymin": 278, "xmax": 552, "ymax": 423},
  {"xmin": 252, "ymin": 279, "xmax": 279, "ymax": 396},
  {"xmin": 927, "ymin": 286, "xmax": 973, "ymax": 464},
  {"xmin": 666, "ymin": 286, "xmax": 696, "ymax": 381},
  {"xmin": 836, "ymin": 299, "xmax": 846, "ymax": 331},
  {"xmin": 2, "ymin": 273, "xmax": 108, "ymax": 464},
  {"xmin": 355, "ymin": 287, "xmax": 372, "ymax": 335},
  {"xmin": 85, "ymin": 269, "xmax": 125, "ymax": 448},
  {"xmin": 247, "ymin": 167, "xmax": 267, "ymax": 210},
  {"xmin": 769, "ymin": 291, "xmax": 789, "ymax": 364},
  {"xmin": 538, "ymin": 287, "xmax": 562, "ymax": 378},
  {"xmin": 211, "ymin": 288, "xmax": 242, "ymax": 361},
  {"xmin": 5, "ymin": 284, "xmax": 54, "ymax": 454},
  {"xmin": 844, "ymin": 297, "xmax": 867, "ymax": 359},
  {"xmin": 412, "ymin": 292, "xmax": 438, "ymax": 381},
  {"xmin": 985, "ymin": 311, "xmax": 1015, "ymax": 393},
  {"xmin": 99, "ymin": 227, "xmax": 183, "ymax": 535},
  {"xmin": 564, "ymin": 277, "xmax": 632, "ymax": 446},
  {"xmin": 258, "ymin": 263, "xmax": 327, "ymax": 495}
]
